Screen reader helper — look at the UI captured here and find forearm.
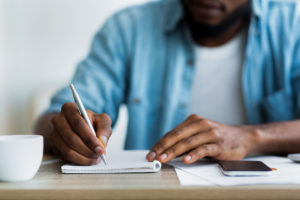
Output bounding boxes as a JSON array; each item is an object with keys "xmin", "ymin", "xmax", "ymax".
[
  {"xmin": 34, "ymin": 113, "xmax": 58, "ymax": 154},
  {"xmin": 249, "ymin": 120, "xmax": 300, "ymax": 155}
]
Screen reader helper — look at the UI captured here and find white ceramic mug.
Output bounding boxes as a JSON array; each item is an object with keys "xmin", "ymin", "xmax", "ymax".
[{"xmin": 0, "ymin": 135, "xmax": 43, "ymax": 182}]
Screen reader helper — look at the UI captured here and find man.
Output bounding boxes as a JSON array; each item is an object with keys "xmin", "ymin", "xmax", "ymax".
[{"xmin": 35, "ymin": 0, "xmax": 300, "ymax": 166}]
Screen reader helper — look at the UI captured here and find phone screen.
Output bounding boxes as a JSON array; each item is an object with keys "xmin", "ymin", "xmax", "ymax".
[{"xmin": 218, "ymin": 160, "xmax": 272, "ymax": 176}]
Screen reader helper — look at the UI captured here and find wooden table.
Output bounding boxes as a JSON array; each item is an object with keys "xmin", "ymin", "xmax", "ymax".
[{"xmin": 1, "ymin": 159, "xmax": 300, "ymax": 200}]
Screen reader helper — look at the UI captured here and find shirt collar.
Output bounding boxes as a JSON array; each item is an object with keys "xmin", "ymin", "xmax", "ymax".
[
  {"xmin": 251, "ymin": 0, "xmax": 264, "ymax": 18},
  {"xmin": 163, "ymin": 0, "xmax": 184, "ymax": 33}
]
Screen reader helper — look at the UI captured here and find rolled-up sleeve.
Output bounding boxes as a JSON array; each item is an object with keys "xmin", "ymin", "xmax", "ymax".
[{"xmin": 45, "ymin": 13, "xmax": 129, "ymax": 126}]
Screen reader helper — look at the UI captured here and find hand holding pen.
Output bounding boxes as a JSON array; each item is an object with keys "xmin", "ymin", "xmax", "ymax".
[{"xmin": 49, "ymin": 84, "xmax": 111, "ymax": 165}]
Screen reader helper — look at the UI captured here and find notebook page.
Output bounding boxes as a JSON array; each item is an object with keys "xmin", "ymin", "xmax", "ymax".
[{"xmin": 61, "ymin": 150, "xmax": 161, "ymax": 174}]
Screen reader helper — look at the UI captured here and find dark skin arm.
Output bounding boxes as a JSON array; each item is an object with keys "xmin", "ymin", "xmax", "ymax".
[
  {"xmin": 147, "ymin": 114, "xmax": 300, "ymax": 164},
  {"xmin": 34, "ymin": 102, "xmax": 112, "ymax": 165}
]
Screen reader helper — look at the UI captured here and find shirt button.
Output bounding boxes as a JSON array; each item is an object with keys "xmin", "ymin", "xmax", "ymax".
[
  {"xmin": 187, "ymin": 59, "xmax": 194, "ymax": 66},
  {"xmin": 133, "ymin": 98, "xmax": 141, "ymax": 104},
  {"xmin": 180, "ymin": 103, "xmax": 186, "ymax": 108}
]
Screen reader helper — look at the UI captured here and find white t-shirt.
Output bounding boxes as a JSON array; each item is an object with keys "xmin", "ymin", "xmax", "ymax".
[{"xmin": 189, "ymin": 31, "xmax": 247, "ymax": 125}]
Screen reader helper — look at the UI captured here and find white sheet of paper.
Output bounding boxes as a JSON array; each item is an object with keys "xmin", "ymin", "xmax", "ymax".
[
  {"xmin": 61, "ymin": 150, "xmax": 161, "ymax": 174},
  {"xmin": 174, "ymin": 168, "xmax": 215, "ymax": 186},
  {"xmin": 169, "ymin": 156, "xmax": 300, "ymax": 186}
]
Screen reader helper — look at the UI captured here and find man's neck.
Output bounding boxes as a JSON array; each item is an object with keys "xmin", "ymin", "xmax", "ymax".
[{"xmin": 192, "ymin": 19, "xmax": 247, "ymax": 47}]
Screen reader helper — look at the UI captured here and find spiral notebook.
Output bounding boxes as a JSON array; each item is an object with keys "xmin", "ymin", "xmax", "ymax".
[{"xmin": 61, "ymin": 150, "xmax": 161, "ymax": 174}]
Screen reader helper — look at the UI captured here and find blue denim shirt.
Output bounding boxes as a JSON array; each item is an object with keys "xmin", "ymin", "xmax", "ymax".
[{"xmin": 46, "ymin": 0, "xmax": 300, "ymax": 149}]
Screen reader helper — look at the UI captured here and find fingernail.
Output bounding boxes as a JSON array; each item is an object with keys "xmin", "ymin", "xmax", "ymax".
[
  {"xmin": 96, "ymin": 156, "xmax": 101, "ymax": 164},
  {"xmin": 147, "ymin": 151, "xmax": 156, "ymax": 160},
  {"xmin": 185, "ymin": 155, "xmax": 192, "ymax": 161},
  {"xmin": 101, "ymin": 136, "xmax": 108, "ymax": 145},
  {"xmin": 94, "ymin": 146, "xmax": 102, "ymax": 154},
  {"xmin": 160, "ymin": 153, "xmax": 167, "ymax": 161}
]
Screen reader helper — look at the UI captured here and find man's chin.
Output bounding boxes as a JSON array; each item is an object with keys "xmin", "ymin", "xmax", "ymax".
[{"xmin": 183, "ymin": 0, "xmax": 251, "ymax": 39}]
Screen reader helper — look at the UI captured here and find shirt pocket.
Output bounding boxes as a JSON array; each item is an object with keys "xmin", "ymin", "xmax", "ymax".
[{"xmin": 260, "ymin": 88, "xmax": 295, "ymax": 122}]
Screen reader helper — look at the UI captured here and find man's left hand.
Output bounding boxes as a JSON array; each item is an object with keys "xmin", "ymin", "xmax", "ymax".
[{"xmin": 146, "ymin": 114, "xmax": 258, "ymax": 164}]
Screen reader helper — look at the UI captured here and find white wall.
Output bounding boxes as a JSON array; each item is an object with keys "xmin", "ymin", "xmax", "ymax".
[
  {"xmin": 0, "ymin": 0, "xmax": 7, "ymax": 132},
  {"xmin": 0, "ymin": 0, "xmax": 147, "ymax": 134}
]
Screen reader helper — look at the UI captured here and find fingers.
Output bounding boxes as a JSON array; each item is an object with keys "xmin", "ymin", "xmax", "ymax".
[
  {"xmin": 154, "ymin": 130, "xmax": 218, "ymax": 163},
  {"xmin": 50, "ymin": 130, "xmax": 100, "ymax": 166},
  {"xmin": 147, "ymin": 115, "xmax": 212, "ymax": 162},
  {"xmin": 61, "ymin": 102, "xmax": 104, "ymax": 153},
  {"xmin": 50, "ymin": 102, "xmax": 113, "ymax": 165},
  {"xmin": 93, "ymin": 113, "xmax": 112, "ymax": 147},
  {"xmin": 183, "ymin": 144, "xmax": 220, "ymax": 164},
  {"xmin": 147, "ymin": 118, "xmax": 191, "ymax": 160},
  {"xmin": 52, "ymin": 114, "xmax": 98, "ymax": 159}
]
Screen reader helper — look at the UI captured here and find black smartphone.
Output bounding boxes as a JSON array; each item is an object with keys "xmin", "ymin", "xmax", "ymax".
[{"xmin": 218, "ymin": 160, "xmax": 273, "ymax": 176}]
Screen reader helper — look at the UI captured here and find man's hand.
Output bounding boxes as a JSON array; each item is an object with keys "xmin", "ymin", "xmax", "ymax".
[
  {"xmin": 49, "ymin": 102, "xmax": 112, "ymax": 165},
  {"xmin": 146, "ymin": 114, "xmax": 258, "ymax": 164}
]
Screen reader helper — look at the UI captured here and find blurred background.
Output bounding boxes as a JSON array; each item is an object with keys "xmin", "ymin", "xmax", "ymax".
[{"xmin": 0, "ymin": 0, "xmax": 149, "ymax": 151}]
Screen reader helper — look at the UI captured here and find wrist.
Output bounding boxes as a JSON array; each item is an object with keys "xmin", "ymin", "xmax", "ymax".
[{"xmin": 240, "ymin": 125, "xmax": 264, "ymax": 154}]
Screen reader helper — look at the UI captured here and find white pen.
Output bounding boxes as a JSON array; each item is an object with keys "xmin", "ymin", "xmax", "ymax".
[{"xmin": 69, "ymin": 84, "xmax": 108, "ymax": 165}]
